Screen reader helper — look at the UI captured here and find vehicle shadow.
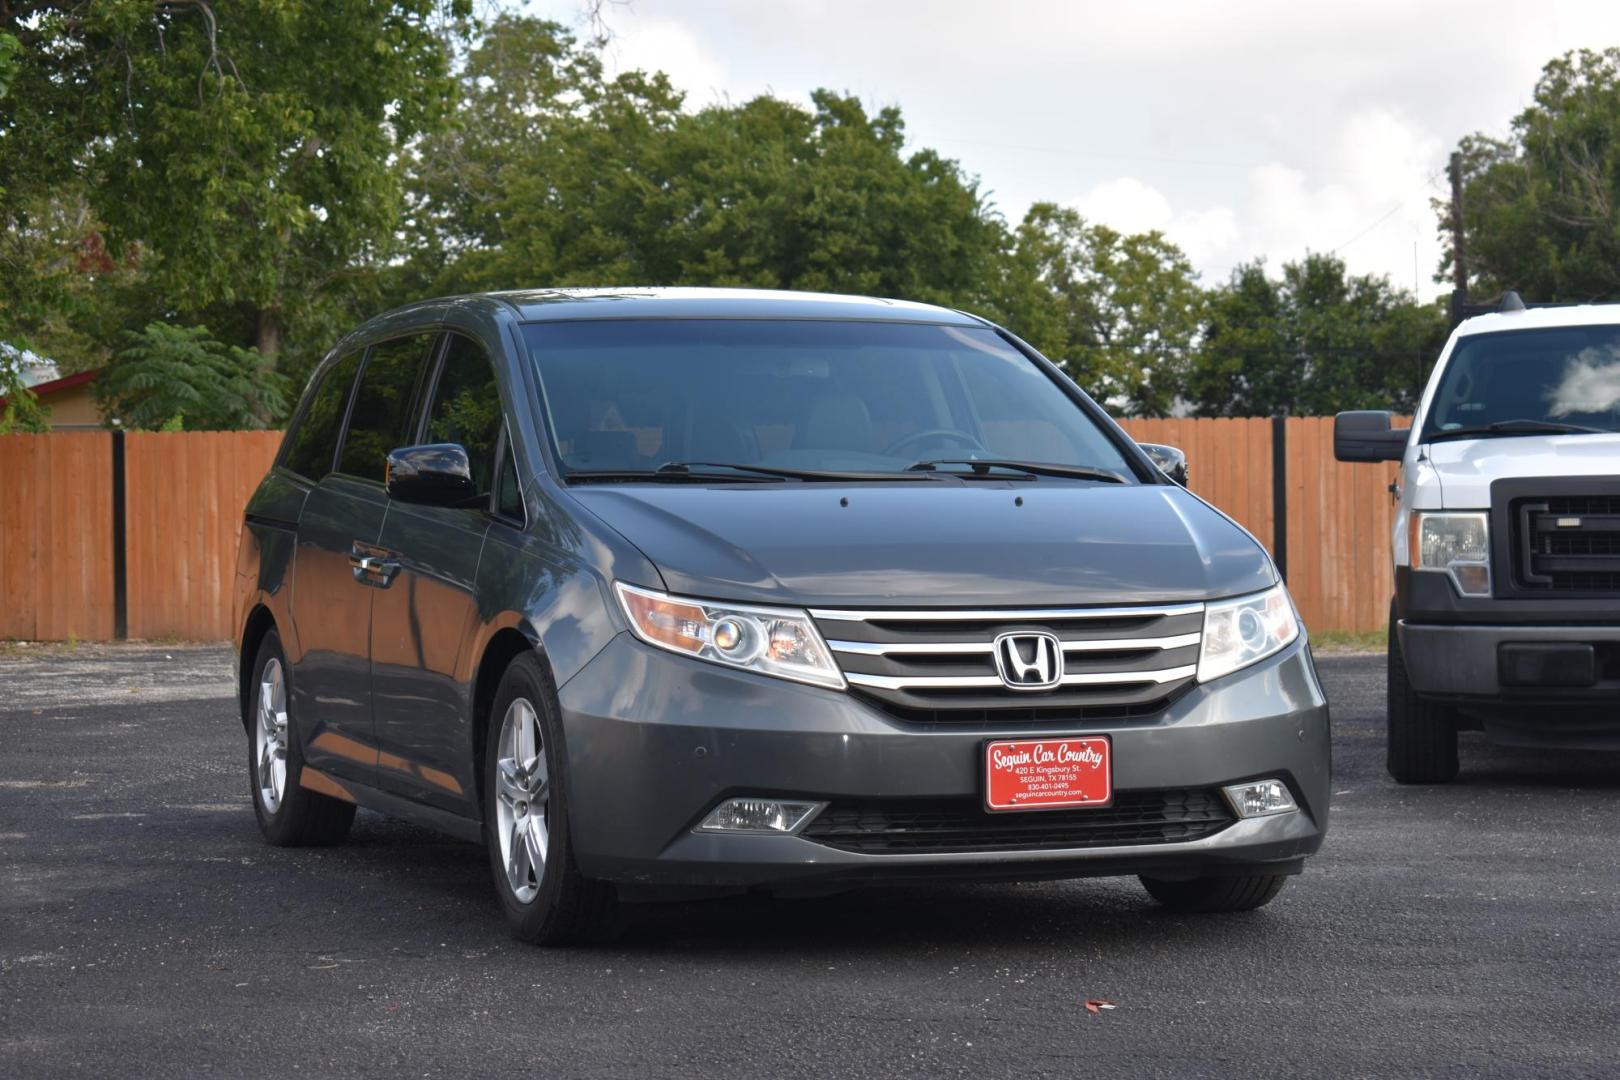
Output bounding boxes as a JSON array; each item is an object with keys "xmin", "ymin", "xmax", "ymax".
[
  {"xmin": 607, "ymin": 877, "xmax": 1283, "ymax": 956},
  {"xmin": 1458, "ymin": 735, "xmax": 1620, "ymax": 788}
]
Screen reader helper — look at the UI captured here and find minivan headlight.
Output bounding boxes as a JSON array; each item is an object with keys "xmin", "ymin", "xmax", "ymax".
[
  {"xmin": 1410, "ymin": 511, "xmax": 1490, "ymax": 596},
  {"xmin": 614, "ymin": 582, "xmax": 846, "ymax": 690},
  {"xmin": 1197, "ymin": 584, "xmax": 1300, "ymax": 683}
]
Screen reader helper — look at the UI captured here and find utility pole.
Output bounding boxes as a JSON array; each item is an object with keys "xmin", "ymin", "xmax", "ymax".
[{"xmin": 1448, "ymin": 151, "xmax": 1469, "ymax": 327}]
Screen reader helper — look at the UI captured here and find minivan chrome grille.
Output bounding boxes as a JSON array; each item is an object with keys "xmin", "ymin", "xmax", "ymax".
[{"xmin": 810, "ymin": 602, "xmax": 1204, "ymax": 718}]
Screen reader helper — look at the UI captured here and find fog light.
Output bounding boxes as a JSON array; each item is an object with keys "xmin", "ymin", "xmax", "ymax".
[
  {"xmin": 1222, "ymin": 779, "xmax": 1297, "ymax": 818},
  {"xmin": 696, "ymin": 797, "xmax": 824, "ymax": 834}
]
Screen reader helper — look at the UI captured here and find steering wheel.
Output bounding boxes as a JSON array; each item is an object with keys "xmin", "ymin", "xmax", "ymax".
[{"xmin": 882, "ymin": 428, "xmax": 988, "ymax": 458}]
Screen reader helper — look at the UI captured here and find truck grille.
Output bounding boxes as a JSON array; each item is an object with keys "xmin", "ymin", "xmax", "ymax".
[
  {"xmin": 1514, "ymin": 496, "xmax": 1620, "ymax": 593},
  {"xmin": 810, "ymin": 602, "xmax": 1203, "ymax": 719},
  {"xmin": 801, "ymin": 790, "xmax": 1234, "ymax": 853}
]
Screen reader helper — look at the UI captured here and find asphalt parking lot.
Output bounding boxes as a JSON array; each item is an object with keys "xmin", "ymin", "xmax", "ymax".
[{"xmin": 2, "ymin": 645, "xmax": 1619, "ymax": 1078}]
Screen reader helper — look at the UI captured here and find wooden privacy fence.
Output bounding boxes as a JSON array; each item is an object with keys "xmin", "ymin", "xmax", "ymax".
[
  {"xmin": 0, "ymin": 431, "xmax": 281, "ymax": 642},
  {"xmin": 0, "ymin": 421, "xmax": 1401, "ymax": 641}
]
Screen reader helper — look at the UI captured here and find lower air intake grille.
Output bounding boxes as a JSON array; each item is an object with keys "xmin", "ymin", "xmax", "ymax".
[{"xmin": 800, "ymin": 789, "xmax": 1234, "ymax": 854}]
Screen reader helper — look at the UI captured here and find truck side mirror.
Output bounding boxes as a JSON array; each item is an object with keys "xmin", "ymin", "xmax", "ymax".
[
  {"xmin": 1138, "ymin": 442, "xmax": 1189, "ymax": 486},
  {"xmin": 1334, "ymin": 411, "xmax": 1408, "ymax": 462}
]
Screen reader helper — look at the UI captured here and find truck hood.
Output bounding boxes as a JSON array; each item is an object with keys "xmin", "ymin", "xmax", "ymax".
[
  {"xmin": 1424, "ymin": 433, "xmax": 1620, "ymax": 508},
  {"xmin": 568, "ymin": 481, "xmax": 1275, "ymax": 608}
]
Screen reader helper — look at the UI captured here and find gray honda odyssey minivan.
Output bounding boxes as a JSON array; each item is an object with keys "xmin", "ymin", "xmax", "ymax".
[{"xmin": 234, "ymin": 287, "xmax": 1329, "ymax": 944}]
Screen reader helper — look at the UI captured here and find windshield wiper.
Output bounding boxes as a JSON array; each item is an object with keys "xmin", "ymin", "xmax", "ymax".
[
  {"xmin": 654, "ymin": 461, "xmax": 942, "ymax": 482},
  {"xmin": 906, "ymin": 459, "xmax": 1128, "ymax": 484},
  {"xmin": 565, "ymin": 467, "xmax": 783, "ymax": 484},
  {"xmin": 1426, "ymin": 419, "xmax": 1611, "ymax": 442}
]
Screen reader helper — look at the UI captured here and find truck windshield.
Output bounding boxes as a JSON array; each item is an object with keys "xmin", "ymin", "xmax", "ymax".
[
  {"xmin": 1423, "ymin": 325, "xmax": 1620, "ymax": 438},
  {"xmin": 521, "ymin": 319, "xmax": 1137, "ymax": 480}
]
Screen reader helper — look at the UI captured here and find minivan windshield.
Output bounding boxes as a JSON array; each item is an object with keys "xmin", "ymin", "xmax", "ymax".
[
  {"xmin": 521, "ymin": 319, "xmax": 1137, "ymax": 480},
  {"xmin": 1422, "ymin": 325, "xmax": 1620, "ymax": 439}
]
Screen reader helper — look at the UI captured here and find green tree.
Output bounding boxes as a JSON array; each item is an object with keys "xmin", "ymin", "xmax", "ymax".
[
  {"xmin": 0, "ymin": 347, "xmax": 51, "ymax": 434},
  {"xmin": 1188, "ymin": 254, "xmax": 1446, "ymax": 417},
  {"xmin": 96, "ymin": 322, "xmax": 289, "ymax": 431},
  {"xmin": 406, "ymin": 17, "xmax": 1004, "ymax": 309},
  {"xmin": 991, "ymin": 204, "xmax": 1205, "ymax": 416},
  {"xmin": 1449, "ymin": 48, "xmax": 1620, "ymax": 301},
  {"xmin": 3, "ymin": 1, "xmax": 469, "ymax": 382}
]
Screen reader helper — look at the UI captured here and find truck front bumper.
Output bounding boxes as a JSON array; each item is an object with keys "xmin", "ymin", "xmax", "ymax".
[{"xmin": 1399, "ymin": 621, "xmax": 1620, "ymax": 745}]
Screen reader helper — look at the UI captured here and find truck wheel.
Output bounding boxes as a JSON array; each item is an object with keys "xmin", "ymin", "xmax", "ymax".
[
  {"xmin": 1139, "ymin": 873, "xmax": 1288, "ymax": 912},
  {"xmin": 1386, "ymin": 612, "xmax": 1459, "ymax": 784}
]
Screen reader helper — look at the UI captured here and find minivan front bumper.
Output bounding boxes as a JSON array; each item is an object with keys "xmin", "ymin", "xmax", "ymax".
[{"xmin": 556, "ymin": 634, "xmax": 1330, "ymax": 889}]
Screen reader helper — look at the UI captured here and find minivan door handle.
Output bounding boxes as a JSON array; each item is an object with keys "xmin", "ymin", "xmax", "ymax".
[
  {"xmin": 350, "ymin": 542, "xmax": 394, "ymax": 587},
  {"xmin": 372, "ymin": 558, "xmax": 401, "ymax": 588}
]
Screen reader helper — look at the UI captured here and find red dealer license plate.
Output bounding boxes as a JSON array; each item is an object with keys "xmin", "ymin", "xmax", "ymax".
[{"xmin": 984, "ymin": 737, "xmax": 1112, "ymax": 812}]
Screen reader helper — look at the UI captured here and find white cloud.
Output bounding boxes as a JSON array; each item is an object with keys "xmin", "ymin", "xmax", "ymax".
[
  {"xmin": 1070, "ymin": 106, "xmax": 1444, "ymax": 292},
  {"xmin": 599, "ymin": 16, "xmax": 734, "ymax": 110}
]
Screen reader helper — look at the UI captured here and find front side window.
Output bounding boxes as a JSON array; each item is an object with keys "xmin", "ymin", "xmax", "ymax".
[
  {"xmin": 496, "ymin": 438, "xmax": 525, "ymax": 521},
  {"xmin": 1423, "ymin": 326, "xmax": 1620, "ymax": 438},
  {"xmin": 424, "ymin": 333, "xmax": 504, "ymax": 496},
  {"xmin": 283, "ymin": 350, "xmax": 362, "ymax": 481},
  {"xmin": 336, "ymin": 334, "xmax": 435, "ymax": 483},
  {"xmin": 521, "ymin": 320, "xmax": 1135, "ymax": 479}
]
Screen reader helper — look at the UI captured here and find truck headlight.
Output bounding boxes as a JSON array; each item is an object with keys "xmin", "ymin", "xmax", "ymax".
[
  {"xmin": 1411, "ymin": 512, "xmax": 1490, "ymax": 596},
  {"xmin": 614, "ymin": 582, "xmax": 846, "ymax": 690},
  {"xmin": 1198, "ymin": 584, "xmax": 1300, "ymax": 684}
]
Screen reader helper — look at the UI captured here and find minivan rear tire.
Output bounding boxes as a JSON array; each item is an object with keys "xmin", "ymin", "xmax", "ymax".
[
  {"xmin": 1386, "ymin": 610, "xmax": 1459, "ymax": 784},
  {"xmin": 484, "ymin": 652, "xmax": 616, "ymax": 945},
  {"xmin": 1139, "ymin": 872, "xmax": 1288, "ymax": 912},
  {"xmin": 249, "ymin": 629, "xmax": 357, "ymax": 847}
]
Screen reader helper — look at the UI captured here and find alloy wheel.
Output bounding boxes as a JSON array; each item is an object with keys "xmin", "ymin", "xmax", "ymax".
[
  {"xmin": 255, "ymin": 658, "xmax": 289, "ymax": 813},
  {"xmin": 494, "ymin": 697, "xmax": 550, "ymax": 904}
]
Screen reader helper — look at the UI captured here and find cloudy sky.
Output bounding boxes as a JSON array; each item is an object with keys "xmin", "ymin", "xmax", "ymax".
[{"xmin": 529, "ymin": 0, "xmax": 1620, "ymax": 299}]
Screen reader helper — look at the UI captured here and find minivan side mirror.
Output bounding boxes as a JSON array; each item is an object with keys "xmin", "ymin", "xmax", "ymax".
[
  {"xmin": 1138, "ymin": 442, "xmax": 1189, "ymax": 486},
  {"xmin": 1333, "ymin": 411, "xmax": 1409, "ymax": 462},
  {"xmin": 386, "ymin": 443, "xmax": 479, "ymax": 506}
]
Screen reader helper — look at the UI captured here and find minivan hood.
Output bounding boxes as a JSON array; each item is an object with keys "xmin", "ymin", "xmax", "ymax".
[
  {"xmin": 1424, "ymin": 433, "xmax": 1620, "ymax": 508},
  {"xmin": 568, "ymin": 482, "xmax": 1274, "ymax": 608}
]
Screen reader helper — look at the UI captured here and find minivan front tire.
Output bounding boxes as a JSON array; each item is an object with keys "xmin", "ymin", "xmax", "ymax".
[
  {"xmin": 1386, "ymin": 610, "xmax": 1459, "ymax": 785},
  {"xmin": 1139, "ymin": 872, "xmax": 1288, "ymax": 912},
  {"xmin": 248, "ymin": 629, "xmax": 356, "ymax": 846},
  {"xmin": 484, "ymin": 652, "xmax": 615, "ymax": 945}
]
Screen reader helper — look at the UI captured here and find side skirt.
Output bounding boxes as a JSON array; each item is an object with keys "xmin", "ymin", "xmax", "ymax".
[{"xmin": 300, "ymin": 767, "xmax": 483, "ymax": 843}]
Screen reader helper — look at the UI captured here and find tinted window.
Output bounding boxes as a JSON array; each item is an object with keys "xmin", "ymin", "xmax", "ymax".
[
  {"xmin": 1423, "ymin": 326, "xmax": 1620, "ymax": 436},
  {"xmin": 336, "ymin": 334, "xmax": 434, "ymax": 483},
  {"xmin": 522, "ymin": 320, "xmax": 1134, "ymax": 477},
  {"xmin": 496, "ymin": 437, "xmax": 525, "ymax": 521},
  {"xmin": 283, "ymin": 351, "xmax": 362, "ymax": 481},
  {"xmin": 424, "ymin": 334, "xmax": 504, "ymax": 495}
]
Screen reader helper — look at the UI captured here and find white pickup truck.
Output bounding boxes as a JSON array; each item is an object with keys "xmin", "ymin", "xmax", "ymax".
[{"xmin": 1335, "ymin": 296, "xmax": 1620, "ymax": 783}]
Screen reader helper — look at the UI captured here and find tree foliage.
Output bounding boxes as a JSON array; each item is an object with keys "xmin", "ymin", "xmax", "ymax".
[
  {"xmin": 3, "ymin": 7, "xmax": 1495, "ymax": 428},
  {"xmin": 3, "ymin": 0, "xmax": 469, "ymax": 375},
  {"xmin": 1451, "ymin": 48, "xmax": 1620, "ymax": 301},
  {"xmin": 0, "ymin": 347, "xmax": 51, "ymax": 434},
  {"xmin": 992, "ymin": 204, "xmax": 1205, "ymax": 416},
  {"xmin": 97, "ymin": 322, "xmax": 289, "ymax": 431},
  {"xmin": 403, "ymin": 20, "xmax": 1002, "ymax": 309},
  {"xmin": 1187, "ymin": 254, "xmax": 1447, "ymax": 416}
]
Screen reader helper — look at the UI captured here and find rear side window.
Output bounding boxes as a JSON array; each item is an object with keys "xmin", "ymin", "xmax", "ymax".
[
  {"xmin": 424, "ymin": 333, "xmax": 504, "ymax": 496},
  {"xmin": 283, "ymin": 351, "xmax": 362, "ymax": 481},
  {"xmin": 336, "ymin": 334, "xmax": 436, "ymax": 483}
]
